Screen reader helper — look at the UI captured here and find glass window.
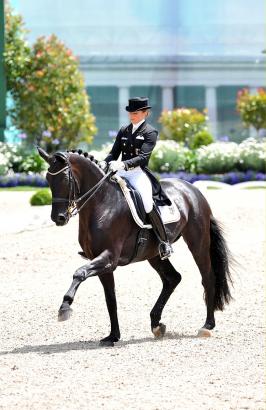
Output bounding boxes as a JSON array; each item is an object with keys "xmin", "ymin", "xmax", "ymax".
[
  {"xmin": 174, "ymin": 86, "xmax": 205, "ymax": 111},
  {"xmin": 217, "ymin": 86, "xmax": 249, "ymax": 142},
  {"xmin": 86, "ymin": 86, "xmax": 119, "ymax": 148},
  {"xmin": 129, "ymin": 86, "xmax": 162, "ymax": 130}
]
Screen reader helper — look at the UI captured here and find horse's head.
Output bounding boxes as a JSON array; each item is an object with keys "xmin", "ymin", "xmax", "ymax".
[{"xmin": 38, "ymin": 147, "xmax": 76, "ymax": 226}]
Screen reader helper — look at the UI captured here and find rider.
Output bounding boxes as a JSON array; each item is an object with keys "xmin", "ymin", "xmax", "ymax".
[{"xmin": 99, "ymin": 97, "xmax": 173, "ymax": 260}]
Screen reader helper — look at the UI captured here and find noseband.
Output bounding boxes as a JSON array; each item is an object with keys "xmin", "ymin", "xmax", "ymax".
[{"xmin": 47, "ymin": 158, "xmax": 112, "ymax": 218}]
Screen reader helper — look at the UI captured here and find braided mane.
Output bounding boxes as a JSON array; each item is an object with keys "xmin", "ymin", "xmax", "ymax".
[{"xmin": 67, "ymin": 149, "xmax": 99, "ymax": 165}]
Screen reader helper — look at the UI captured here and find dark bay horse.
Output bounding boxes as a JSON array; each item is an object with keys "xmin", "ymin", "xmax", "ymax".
[{"xmin": 38, "ymin": 147, "xmax": 233, "ymax": 346}]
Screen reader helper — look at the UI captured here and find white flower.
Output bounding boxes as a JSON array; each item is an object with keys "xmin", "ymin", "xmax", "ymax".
[{"xmin": 0, "ymin": 152, "xmax": 8, "ymax": 166}]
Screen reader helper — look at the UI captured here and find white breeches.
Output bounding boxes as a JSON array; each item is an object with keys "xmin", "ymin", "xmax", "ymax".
[{"xmin": 117, "ymin": 166, "xmax": 153, "ymax": 213}]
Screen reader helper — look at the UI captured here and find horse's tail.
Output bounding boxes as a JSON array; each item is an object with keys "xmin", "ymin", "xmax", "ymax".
[{"xmin": 209, "ymin": 216, "xmax": 233, "ymax": 311}]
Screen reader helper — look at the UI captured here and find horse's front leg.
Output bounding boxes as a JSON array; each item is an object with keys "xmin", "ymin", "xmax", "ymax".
[{"xmin": 58, "ymin": 250, "xmax": 114, "ymax": 322}]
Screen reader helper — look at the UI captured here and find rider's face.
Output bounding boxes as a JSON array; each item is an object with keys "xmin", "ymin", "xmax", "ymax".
[{"xmin": 128, "ymin": 110, "xmax": 148, "ymax": 124}]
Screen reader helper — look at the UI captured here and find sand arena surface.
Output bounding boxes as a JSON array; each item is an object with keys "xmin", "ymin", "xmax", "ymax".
[{"xmin": 0, "ymin": 189, "xmax": 265, "ymax": 410}]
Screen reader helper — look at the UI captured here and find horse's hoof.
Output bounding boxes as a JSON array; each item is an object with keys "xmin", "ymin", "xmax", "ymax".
[
  {"xmin": 58, "ymin": 307, "xmax": 73, "ymax": 322},
  {"xmin": 152, "ymin": 323, "xmax": 166, "ymax": 338},
  {"xmin": 99, "ymin": 335, "xmax": 119, "ymax": 347},
  {"xmin": 99, "ymin": 339, "xmax": 115, "ymax": 347},
  {"xmin": 197, "ymin": 327, "xmax": 212, "ymax": 337}
]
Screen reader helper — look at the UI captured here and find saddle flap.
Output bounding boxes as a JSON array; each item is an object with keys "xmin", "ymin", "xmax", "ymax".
[
  {"xmin": 124, "ymin": 180, "xmax": 147, "ymax": 223},
  {"xmin": 111, "ymin": 174, "xmax": 180, "ymax": 229}
]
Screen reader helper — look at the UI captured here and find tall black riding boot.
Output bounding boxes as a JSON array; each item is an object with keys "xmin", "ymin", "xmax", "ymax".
[{"xmin": 148, "ymin": 205, "xmax": 173, "ymax": 260}]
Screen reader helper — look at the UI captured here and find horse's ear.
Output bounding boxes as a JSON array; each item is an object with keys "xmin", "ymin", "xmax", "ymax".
[{"xmin": 36, "ymin": 146, "xmax": 51, "ymax": 164}]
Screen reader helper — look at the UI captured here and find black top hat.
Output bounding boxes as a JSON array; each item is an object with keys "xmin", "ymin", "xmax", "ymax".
[{"xmin": 125, "ymin": 97, "xmax": 152, "ymax": 112}]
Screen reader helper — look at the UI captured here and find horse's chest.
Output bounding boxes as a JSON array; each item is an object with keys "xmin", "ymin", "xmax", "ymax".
[{"xmin": 78, "ymin": 223, "xmax": 94, "ymax": 259}]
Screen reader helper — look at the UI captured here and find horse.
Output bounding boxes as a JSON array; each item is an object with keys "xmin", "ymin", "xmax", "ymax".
[{"xmin": 38, "ymin": 147, "xmax": 233, "ymax": 346}]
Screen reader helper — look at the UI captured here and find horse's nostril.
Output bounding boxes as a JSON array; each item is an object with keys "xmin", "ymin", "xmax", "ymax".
[{"xmin": 57, "ymin": 213, "xmax": 66, "ymax": 224}]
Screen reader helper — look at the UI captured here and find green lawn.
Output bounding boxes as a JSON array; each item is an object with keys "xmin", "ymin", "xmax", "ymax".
[
  {"xmin": 206, "ymin": 186, "xmax": 221, "ymax": 190},
  {"xmin": 0, "ymin": 185, "xmax": 264, "ymax": 192},
  {"xmin": 245, "ymin": 186, "xmax": 266, "ymax": 190},
  {"xmin": 207, "ymin": 186, "xmax": 265, "ymax": 190},
  {"xmin": 207, "ymin": 186, "xmax": 266, "ymax": 189},
  {"xmin": 0, "ymin": 186, "xmax": 39, "ymax": 191}
]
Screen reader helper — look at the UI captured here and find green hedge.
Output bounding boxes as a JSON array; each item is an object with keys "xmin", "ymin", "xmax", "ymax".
[
  {"xmin": 0, "ymin": 143, "xmax": 48, "ymax": 175},
  {"xmin": 30, "ymin": 189, "xmax": 52, "ymax": 206},
  {"xmin": 196, "ymin": 138, "xmax": 266, "ymax": 173},
  {"xmin": 148, "ymin": 138, "xmax": 266, "ymax": 174}
]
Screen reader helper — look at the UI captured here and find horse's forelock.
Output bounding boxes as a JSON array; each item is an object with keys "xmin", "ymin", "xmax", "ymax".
[{"xmin": 54, "ymin": 151, "xmax": 69, "ymax": 163}]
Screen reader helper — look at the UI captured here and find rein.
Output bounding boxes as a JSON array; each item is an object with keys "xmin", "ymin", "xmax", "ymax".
[
  {"xmin": 47, "ymin": 161, "xmax": 112, "ymax": 218},
  {"xmin": 72, "ymin": 171, "xmax": 112, "ymax": 215}
]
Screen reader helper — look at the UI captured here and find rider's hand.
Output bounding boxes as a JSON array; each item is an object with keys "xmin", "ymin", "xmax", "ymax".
[
  {"xmin": 98, "ymin": 161, "xmax": 108, "ymax": 171},
  {"xmin": 109, "ymin": 161, "xmax": 125, "ymax": 172}
]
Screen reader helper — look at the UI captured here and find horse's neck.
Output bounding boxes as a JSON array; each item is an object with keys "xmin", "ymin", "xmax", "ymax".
[
  {"xmin": 71, "ymin": 155, "xmax": 120, "ymax": 209},
  {"xmin": 71, "ymin": 156, "xmax": 103, "ymax": 194}
]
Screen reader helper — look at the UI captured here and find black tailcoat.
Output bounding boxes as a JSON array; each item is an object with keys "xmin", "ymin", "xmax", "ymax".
[{"xmin": 105, "ymin": 121, "xmax": 171, "ymax": 206}]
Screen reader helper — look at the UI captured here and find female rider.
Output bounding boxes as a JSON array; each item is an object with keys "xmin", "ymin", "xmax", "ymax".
[{"xmin": 99, "ymin": 97, "xmax": 173, "ymax": 260}]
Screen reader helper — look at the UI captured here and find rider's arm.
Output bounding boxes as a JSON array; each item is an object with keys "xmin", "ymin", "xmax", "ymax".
[
  {"xmin": 123, "ymin": 129, "xmax": 158, "ymax": 170},
  {"xmin": 104, "ymin": 128, "xmax": 124, "ymax": 163}
]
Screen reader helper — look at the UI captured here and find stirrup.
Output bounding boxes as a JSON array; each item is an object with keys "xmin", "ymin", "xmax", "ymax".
[{"xmin": 159, "ymin": 242, "xmax": 173, "ymax": 260}]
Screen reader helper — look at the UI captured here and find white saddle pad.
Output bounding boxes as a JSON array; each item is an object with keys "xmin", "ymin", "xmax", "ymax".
[
  {"xmin": 159, "ymin": 203, "xmax": 181, "ymax": 225},
  {"xmin": 112, "ymin": 174, "xmax": 180, "ymax": 229}
]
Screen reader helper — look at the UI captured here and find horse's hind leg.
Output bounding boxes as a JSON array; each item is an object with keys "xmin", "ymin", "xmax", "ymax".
[
  {"xmin": 148, "ymin": 256, "xmax": 182, "ymax": 338},
  {"xmin": 183, "ymin": 228, "xmax": 216, "ymax": 334}
]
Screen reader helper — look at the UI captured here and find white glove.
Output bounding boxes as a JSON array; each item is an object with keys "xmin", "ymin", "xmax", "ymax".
[
  {"xmin": 98, "ymin": 160, "xmax": 107, "ymax": 171},
  {"xmin": 109, "ymin": 161, "xmax": 125, "ymax": 172}
]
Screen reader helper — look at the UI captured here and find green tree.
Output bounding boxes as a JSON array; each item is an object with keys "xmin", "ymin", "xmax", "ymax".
[
  {"xmin": 237, "ymin": 88, "xmax": 266, "ymax": 132},
  {"xmin": 159, "ymin": 107, "xmax": 212, "ymax": 148},
  {"xmin": 5, "ymin": 6, "xmax": 96, "ymax": 152},
  {"xmin": 4, "ymin": 4, "xmax": 31, "ymax": 93}
]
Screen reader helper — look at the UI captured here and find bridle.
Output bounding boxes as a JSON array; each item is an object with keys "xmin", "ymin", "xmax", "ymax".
[
  {"xmin": 47, "ymin": 159, "xmax": 78, "ymax": 216},
  {"xmin": 47, "ymin": 158, "xmax": 112, "ymax": 218}
]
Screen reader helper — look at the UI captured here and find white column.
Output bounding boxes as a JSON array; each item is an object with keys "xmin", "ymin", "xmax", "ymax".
[
  {"xmin": 205, "ymin": 86, "xmax": 218, "ymax": 138},
  {"xmin": 162, "ymin": 87, "xmax": 174, "ymax": 111},
  {"xmin": 119, "ymin": 86, "xmax": 130, "ymax": 127}
]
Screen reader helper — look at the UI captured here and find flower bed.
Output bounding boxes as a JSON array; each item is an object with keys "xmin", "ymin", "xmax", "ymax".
[
  {"xmin": 0, "ymin": 173, "xmax": 48, "ymax": 188},
  {"xmin": 0, "ymin": 170, "xmax": 265, "ymax": 188},
  {"xmin": 149, "ymin": 138, "xmax": 266, "ymax": 174},
  {"xmin": 159, "ymin": 170, "xmax": 266, "ymax": 184}
]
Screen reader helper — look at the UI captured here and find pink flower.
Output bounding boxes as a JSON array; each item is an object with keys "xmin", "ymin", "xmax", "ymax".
[{"xmin": 18, "ymin": 133, "xmax": 27, "ymax": 139}]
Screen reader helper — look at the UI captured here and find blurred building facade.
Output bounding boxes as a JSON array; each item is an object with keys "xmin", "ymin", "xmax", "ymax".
[{"xmin": 11, "ymin": 0, "xmax": 266, "ymax": 146}]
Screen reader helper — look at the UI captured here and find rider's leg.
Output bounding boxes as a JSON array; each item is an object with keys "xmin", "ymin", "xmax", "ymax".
[
  {"xmin": 147, "ymin": 205, "xmax": 173, "ymax": 260},
  {"xmin": 125, "ymin": 167, "xmax": 153, "ymax": 213},
  {"xmin": 122, "ymin": 168, "xmax": 173, "ymax": 260},
  {"xmin": 118, "ymin": 167, "xmax": 153, "ymax": 212}
]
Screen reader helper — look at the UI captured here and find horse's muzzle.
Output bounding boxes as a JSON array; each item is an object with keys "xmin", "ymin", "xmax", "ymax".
[{"xmin": 54, "ymin": 213, "xmax": 69, "ymax": 226}]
